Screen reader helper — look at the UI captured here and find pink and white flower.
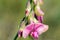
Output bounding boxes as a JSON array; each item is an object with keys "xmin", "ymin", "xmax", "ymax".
[{"xmin": 18, "ymin": 22, "xmax": 48, "ymax": 39}]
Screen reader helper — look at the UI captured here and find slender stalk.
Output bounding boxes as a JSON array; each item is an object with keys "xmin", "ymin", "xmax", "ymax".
[
  {"xmin": 14, "ymin": 0, "xmax": 33, "ymax": 40},
  {"xmin": 14, "ymin": 33, "xmax": 18, "ymax": 40},
  {"xmin": 13, "ymin": 0, "xmax": 48, "ymax": 40}
]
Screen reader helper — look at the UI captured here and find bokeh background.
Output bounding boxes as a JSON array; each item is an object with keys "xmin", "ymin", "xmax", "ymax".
[{"xmin": 0, "ymin": 0, "xmax": 60, "ymax": 40}]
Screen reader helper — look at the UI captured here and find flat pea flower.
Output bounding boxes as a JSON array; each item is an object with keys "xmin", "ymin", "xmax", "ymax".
[
  {"xmin": 22, "ymin": 22, "xmax": 48, "ymax": 40},
  {"xmin": 14, "ymin": 0, "xmax": 49, "ymax": 40}
]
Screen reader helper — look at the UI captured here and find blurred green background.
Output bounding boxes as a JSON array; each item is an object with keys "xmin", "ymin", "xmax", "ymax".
[{"xmin": 0, "ymin": 0, "xmax": 60, "ymax": 40}]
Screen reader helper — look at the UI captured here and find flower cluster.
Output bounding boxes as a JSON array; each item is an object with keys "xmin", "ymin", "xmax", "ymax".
[{"xmin": 18, "ymin": 0, "xmax": 49, "ymax": 40}]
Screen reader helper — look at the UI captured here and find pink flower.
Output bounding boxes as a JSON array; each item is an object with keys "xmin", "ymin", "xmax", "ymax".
[
  {"xmin": 23, "ymin": 23, "xmax": 34, "ymax": 38},
  {"xmin": 34, "ymin": 5, "xmax": 44, "ymax": 23},
  {"xmin": 16, "ymin": 0, "xmax": 48, "ymax": 40},
  {"xmin": 25, "ymin": 0, "xmax": 31, "ymax": 16},
  {"xmin": 22, "ymin": 22, "xmax": 48, "ymax": 39}
]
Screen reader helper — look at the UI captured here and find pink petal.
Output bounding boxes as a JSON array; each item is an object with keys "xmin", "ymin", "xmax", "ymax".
[
  {"xmin": 37, "ymin": 7, "xmax": 44, "ymax": 16},
  {"xmin": 18, "ymin": 30, "xmax": 23, "ymax": 38},
  {"xmin": 36, "ymin": 23, "xmax": 49, "ymax": 35},
  {"xmin": 23, "ymin": 23, "xmax": 34, "ymax": 38},
  {"xmin": 37, "ymin": 16, "xmax": 43, "ymax": 23},
  {"xmin": 31, "ymin": 31, "xmax": 39, "ymax": 39}
]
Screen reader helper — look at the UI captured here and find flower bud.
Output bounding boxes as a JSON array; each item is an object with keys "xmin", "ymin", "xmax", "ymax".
[
  {"xmin": 25, "ymin": 0, "xmax": 31, "ymax": 16},
  {"xmin": 28, "ymin": 11, "xmax": 35, "ymax": 23},
  {"xmin": 35, "ymin": 5, "xmax": 44, "ymax": 16},
  {"xmin": 18, "ymin": 30, "xmax": 23, "ymax": 38},
  {"xmin": 18, "ymin": 21, "xmax": 26, "ymax": 37}
]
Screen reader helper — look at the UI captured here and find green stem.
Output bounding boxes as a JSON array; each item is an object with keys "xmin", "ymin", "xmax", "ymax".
[
  {"xmin": 14, "ymin": 0, "xmax": 34, "ymax": 40},
  {"xmin": 14, "ymin": 33, "xmax": 18, "ymax": 40}
]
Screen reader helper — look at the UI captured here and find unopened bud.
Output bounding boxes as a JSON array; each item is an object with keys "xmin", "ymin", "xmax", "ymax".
[
  {"xmin": 18, "ymin": 30, "xmax": 23, "ymax": 38},
  {"xmin": 25, "ymin": 0, "xmax": 31, "ymax": 16},
  {"xmin": 35, "ymin": 5, "xmax": 44, "ymax": 16}
]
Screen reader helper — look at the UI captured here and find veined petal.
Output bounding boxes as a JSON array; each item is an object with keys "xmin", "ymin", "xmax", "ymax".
[
  {"xmin": 36, "ymin": 23, "xmax": 49, "ymax": 35},
  {"xmin": 23, "ymin": 23, "xmax": 34, "ymax": 38}
]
